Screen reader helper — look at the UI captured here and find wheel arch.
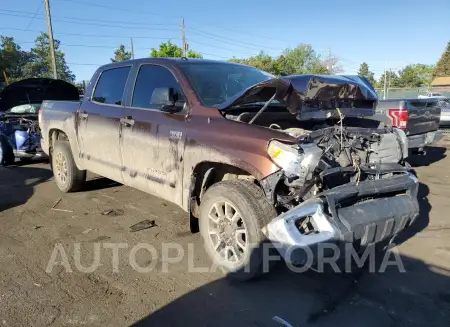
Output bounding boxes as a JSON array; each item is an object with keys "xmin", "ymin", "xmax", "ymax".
[
  {"xmin": 187, "ymin": 161, "xmax": 265, "ymax": 232},
  {"xmin": 48, "ymin": 128, "xmax": 85, "ymax": 170}
]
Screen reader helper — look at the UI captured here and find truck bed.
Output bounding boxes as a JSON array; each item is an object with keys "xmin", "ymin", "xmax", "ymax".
[
  {"xmin": 371, "ymin": 98, "xmax": 442, "ymax": 150},
  {"xmin": 39, "ymin": 100, "xmax": 82, "ymax": 154}
]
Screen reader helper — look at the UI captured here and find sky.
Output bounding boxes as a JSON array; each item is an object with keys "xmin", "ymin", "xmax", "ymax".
[{"xmin": 1, "ymin": 0, "xmax": 449, "ymax": 82}]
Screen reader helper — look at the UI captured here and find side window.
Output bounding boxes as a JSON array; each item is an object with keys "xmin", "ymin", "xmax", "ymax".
[
  {"xmin": 132, "ymin": 65, "xmax": 185, "ymax": 110},
  {"xmin": 92, "ymin": 66, "xmax": 131, "ymax": 105}
]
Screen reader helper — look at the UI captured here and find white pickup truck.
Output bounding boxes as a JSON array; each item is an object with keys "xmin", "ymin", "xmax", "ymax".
[{"xmin": 418, "ymin": 92, "xmax": 446, "ymax": 99}]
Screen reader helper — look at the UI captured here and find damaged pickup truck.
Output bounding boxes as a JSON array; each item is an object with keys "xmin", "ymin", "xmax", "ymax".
[
  {"xmin": 0, "ymin": 78, "xmax": 79, "ymax": 165},
  {"xmin": 39, "ymin": 59, "xmax": 420, "ymax": 280}
]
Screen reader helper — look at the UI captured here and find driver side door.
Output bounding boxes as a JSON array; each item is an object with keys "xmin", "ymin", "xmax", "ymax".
[{"xmin": 120, "ymin": 64, "xmax": 187, "ymax": 206}]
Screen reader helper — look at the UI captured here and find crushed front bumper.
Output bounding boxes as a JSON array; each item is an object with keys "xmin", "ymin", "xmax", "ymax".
[{"xmin": 263, "ymin": 173, "xmax": 420, "ymax": 265}]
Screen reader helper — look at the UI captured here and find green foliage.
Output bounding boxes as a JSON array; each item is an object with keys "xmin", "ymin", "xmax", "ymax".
[
  {"xmin": 230, "ymin": 44, "xmax": 329, "ymax": 76},
  {"xmin": 111, "ymin": 44, "xmax": 132, "ymax": 62},
  {"xmin": 378, "ymin": 71, "xmax": 400, "ymax": 88},
  {"xmin": 397, "ymin": 64, "xmax": 434, "ymax": 87},
  {"xmin": 0, "ymin": 33, "xmax": 74, "ymax": 82},
  {"xmin": 279, "ymin": 44, "xmax": 328, "ymax": 75},
  {"xmin": 0, "ymin": 36, "xmax": 31, "ymax": 82},
  {"xmin": 230, "ymin": 51, "xmax": 281, "ymax": 75},
  {"xmin": 23, "ymin": 33, "xmax": 75, "ymax": 82},
  {"xmin": 433, "ymin": 41, "xmax": 450, "ymax": 78},
  {"xmin": 150, "ymin": 41, "xmax": 202, "ymax": 58},
  {"xmin": 357, "ymin": 62, "xmax": 376, "ymax": 86}
]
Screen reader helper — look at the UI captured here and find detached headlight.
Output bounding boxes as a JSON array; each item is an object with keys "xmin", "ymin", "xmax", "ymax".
[{"xmin": 267, "ymin": 140, "xmax": 302, "ymax": 177}]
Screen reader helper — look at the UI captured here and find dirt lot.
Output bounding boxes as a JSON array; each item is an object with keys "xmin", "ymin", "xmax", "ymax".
[{"xmin": 1, "ymin": 140, "xmax": 450, "ymax": 327}]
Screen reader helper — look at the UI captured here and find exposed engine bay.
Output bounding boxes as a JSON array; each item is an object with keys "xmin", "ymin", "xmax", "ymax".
[
  {"xmin": 0, "ymin": 111, "xmax": 44, "ymax": 165},
  {"xmin": 264, "ymin": 124, "xmax": 409, "ymax": 209},
  {"xmin": 220, "ymin": 74, "xmax": 412, "ymax": 212}
]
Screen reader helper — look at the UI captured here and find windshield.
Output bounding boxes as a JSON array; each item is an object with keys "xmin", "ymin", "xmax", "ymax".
[
  {"xmin": 179, "ymin": 62, "xmax": 274, "ymax": 106},
  {"xmin": 5, "ymin": 103, "xmax": 40, "ymax": 114}
]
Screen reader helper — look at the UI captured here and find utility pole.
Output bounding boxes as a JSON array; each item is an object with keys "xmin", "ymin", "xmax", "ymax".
[
  {"xmin": 327, "ymin": 48, "xmax": 333, "ymax": 74},
  {"xmin": 383, "ymin": 63, "xmax": 387, "ymax": 100},
  {"xmin": 44, "ymin": 0, "xmax": 58, "ymax": 79},
  {"xmin": 130, "ymin": 37, "xmax": 135, "ymax": 59},
  {"xmin": 181, "ymin": 18, "xmax": 187, "ymax": 57},
  {"xmin": 2, "ymin": 71, "xmax": 9, "ymax": 85},
  {"xmin": 387, "ymin": 68, "xmax": 392, "ymax": 99}
]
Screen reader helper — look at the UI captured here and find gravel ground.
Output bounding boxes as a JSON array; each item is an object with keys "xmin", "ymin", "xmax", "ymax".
[{"xmin": 1, "ymin": 139, "xmax": 450, "ymax": 327}]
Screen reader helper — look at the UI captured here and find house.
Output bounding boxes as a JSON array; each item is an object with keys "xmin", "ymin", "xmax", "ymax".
[{"xmin": 431, "ymin": 77, "xmax": 450, "ymax": 87}]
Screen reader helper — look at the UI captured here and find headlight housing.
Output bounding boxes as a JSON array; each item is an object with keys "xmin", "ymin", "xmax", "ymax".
[{"xmin": 267, "ymin": 140, "xmax": 302, "ymax": 177}]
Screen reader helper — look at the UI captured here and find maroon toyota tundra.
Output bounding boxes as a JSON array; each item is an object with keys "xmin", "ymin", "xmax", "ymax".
[{"xmin": 39, "ymin": 58, "xmax": 419, "ymax": 280}]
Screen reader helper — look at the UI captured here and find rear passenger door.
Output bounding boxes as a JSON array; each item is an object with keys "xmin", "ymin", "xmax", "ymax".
[
  {"xmin": 77, "ymin": 66, "xmax": 130, "ymax": 182},
  {"xmin": 120, "ymin": 64, "xmax": 187, "ymax": 206}
]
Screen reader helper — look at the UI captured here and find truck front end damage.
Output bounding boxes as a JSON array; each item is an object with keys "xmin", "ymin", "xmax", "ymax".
[
  {"xmin": 263, "ymin": 173, "xmax": 419, "ymax": 265},
  {"xmin": 218, "ymin": 73, "xmax": 420, "ymax": 265},
  {"xmin": 257, "ymin": 124, "xmax": 420, "ymax": 265}
]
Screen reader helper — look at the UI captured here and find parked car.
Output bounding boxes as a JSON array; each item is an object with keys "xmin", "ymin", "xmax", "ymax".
[
  {"xmin": 418, "ymin": 91, "xmax": 446, "ymax": 99},
  {"xmin": 0, "ymin": 78, "xmax": 79, "ymax": 165},
  {"xmin": 438, "ymin": 98, "xmax": 450, "ymax": 126},
  {"xmin": 40, "ymin": 59, "xmax": 419, "ymax": 280},
  {"xmin": 372, "ymin": 98, "xmax": 442, "ymax": 155}
]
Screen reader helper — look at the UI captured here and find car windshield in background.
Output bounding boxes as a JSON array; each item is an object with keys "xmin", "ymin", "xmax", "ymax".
[
  {"xmin": 179, "ymin": 62, "xmax": 274, "ymax": 106},
  {"xmin": 5, "ymin": 103, "xmax": 41, "ymax": 114}
]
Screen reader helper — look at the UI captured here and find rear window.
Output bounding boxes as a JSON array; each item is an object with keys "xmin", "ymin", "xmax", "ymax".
[{"xmin": 93, "ymin": 66, "xmax": 131, "ymax": 105}]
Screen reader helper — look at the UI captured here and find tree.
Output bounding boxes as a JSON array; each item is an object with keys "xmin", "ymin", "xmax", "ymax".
[
  {"xmin": 231, "ymin": 44, "xmax": 329, "ymax": 76},
  {"xmin": 111, "ymin": 44, "xmax": 132, "ymax": 62},
  {"xmin": 0, "ymin": 36, "xmax": 30, "ymax": 82},
  {"xmin": 150, "ymin": 41, "xmax": 202, "ymax": 58},
  {"xmin": 230, "ymin": 51, "xmax": 280, "ymax": 75},
  {"xmin": 378, "ymin": 71, "xmax": 400, "ymax": 88},
  {"xmin": 22, "ymin": 33, "xmax": 75, "ymax": 82},
  {"xmin": 278, "ymin": 44, "xmax": 328, "ymax": 75},
  {"xmin": 397, "ymin": 64, "xmax": 434, "ymax": 87},
  {"xmin": 321, "ymin": 56, "xmax": 343, "ymax": 74},
  {"xmin": 433, "ymin": 41, "xmax": 450, "ymax": 78},
  {"xmin": 357, "ymin": 62, "xmax": 376, "ymax": 86}
]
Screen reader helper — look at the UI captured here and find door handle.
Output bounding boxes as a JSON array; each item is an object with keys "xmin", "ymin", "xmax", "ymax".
[{"xmin": 120, "ymin": 116, "xmax": 134, "ymax": 127}]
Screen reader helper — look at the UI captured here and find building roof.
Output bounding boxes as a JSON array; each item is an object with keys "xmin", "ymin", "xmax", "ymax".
[{"xmin": 431, "ymin": 76, "xmax": 450, "ymax": 86}]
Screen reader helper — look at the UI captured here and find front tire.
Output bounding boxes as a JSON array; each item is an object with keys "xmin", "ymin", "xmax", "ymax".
[
  {"xmin": 199, "ymin": 180, "xmax": 277, "ymax": 281},
  {"xmin": 52, "ymin": 141, "xmax": 86, "ymax": 192}
]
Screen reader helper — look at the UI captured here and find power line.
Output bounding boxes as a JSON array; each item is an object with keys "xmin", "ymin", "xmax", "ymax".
[
  {"xmin": 186, "ymin": 29, "xmax": 285, "ymax": 52},
  {"xmin": 0, "ymin": 11, "xmax": 179, "ymax": 31},
  {"xmin": 53, "ymin": 0, "xmax": 294, "ymax": 44},
  {"xmin": 188, "ymin": 39, "xmax": 260, "ymax": 57},
  {"xmin": 0, "ymin": 26, "xmax": 179, "ymax": 40},
  {"xmin": 24, "ymin": 1, "xmax": 44, "ymax": 31},
  {"xmin": 0, "ymin": 8, "xmax": 179, "ymax": 28}
]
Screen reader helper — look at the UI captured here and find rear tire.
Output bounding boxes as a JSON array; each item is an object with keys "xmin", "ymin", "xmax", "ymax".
[
  {"xmin": 199, "ymin": 180, "xmax": 277, "ymax": 281},
  {"xmin": 52, "ymin": 140, "xmax": 86, "ymax": 192}
]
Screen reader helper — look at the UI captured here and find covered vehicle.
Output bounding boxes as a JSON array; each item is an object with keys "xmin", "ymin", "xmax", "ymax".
[
  {"xmin": 0, "ymin": 78, "xmax": 79, "ymax": 164},
  {"xmin": 39, "ymin": 59, "xmax": 419, "ymax": 280}
]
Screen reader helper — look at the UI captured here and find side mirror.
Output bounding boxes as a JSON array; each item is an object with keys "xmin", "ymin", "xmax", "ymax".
[{"xmin": 151, "ymin": 87, "xmax": 185, "ymax": 113}]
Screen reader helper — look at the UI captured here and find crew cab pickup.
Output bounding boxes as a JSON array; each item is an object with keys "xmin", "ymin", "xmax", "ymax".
[
  {"xmin": 372, "ymin": 98, "xmax": 442, "ymax": 154},
  {"xmin": 40, "ymin": 59, "xmax": 419, "ymax": 280}
]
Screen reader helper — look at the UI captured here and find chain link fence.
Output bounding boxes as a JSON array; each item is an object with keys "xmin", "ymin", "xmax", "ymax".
[{"xmin": 375, "ymin": 87, "xmax": 450, "ymax": 99}]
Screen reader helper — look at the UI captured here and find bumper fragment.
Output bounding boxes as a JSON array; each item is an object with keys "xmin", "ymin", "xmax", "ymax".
[
  {"xmin": 263, "ymin": 173, "xmax": 420, "ymax": 265},
  {"xmin": 408, "ymin": 130, "xmax": 442, "ymax": 149}
]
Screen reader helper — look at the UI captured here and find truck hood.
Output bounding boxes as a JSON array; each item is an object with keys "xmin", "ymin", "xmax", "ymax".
[
  {"xmin": 0, "ymin": 78, "xmax": 79, "ymax": 112},
  {"xmin": 217, "ymin": 75, "xmax": 378, "ymax": 118}
]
